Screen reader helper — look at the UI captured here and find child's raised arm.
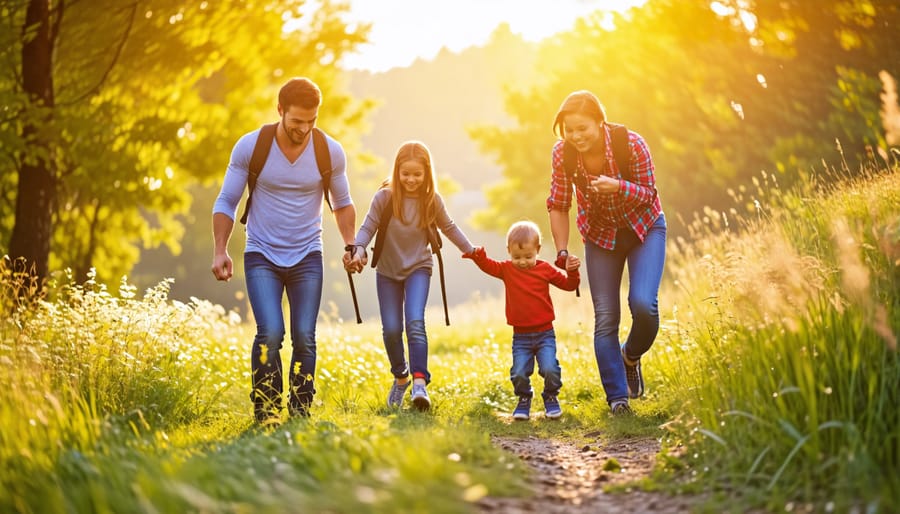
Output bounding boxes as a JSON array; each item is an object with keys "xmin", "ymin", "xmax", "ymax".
[{"xmin": 462, "ymin": 246, "xmax": 504, "ymax": 279}]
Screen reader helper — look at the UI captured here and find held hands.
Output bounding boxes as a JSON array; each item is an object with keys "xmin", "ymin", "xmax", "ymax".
[
  {"xmin": 554, "ymin": 250, "xmax": 568, "ymax": 269},
  {"xmin": 462, "ymin": 246, "xmax": 485, "ymax": 260},
  {"xmin": 343, "ymin": 245, "xmax": 367, "ymax": 273},
  {"xmin": 555, "ymin": 250, "xmax": 580, "ymax": 272}
]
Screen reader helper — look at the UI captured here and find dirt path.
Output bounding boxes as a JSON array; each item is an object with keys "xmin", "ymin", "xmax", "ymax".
[{"xmin": 477, "ymin": 434, "xmax": 697, "ymax": 513}]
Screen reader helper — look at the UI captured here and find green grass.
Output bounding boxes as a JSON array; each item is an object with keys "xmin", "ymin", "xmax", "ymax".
[
  {"xmin": 655, "ymin": 164, "xmax": 900, "ymax": 512},
  {"xmin": 1, "ymin": 161, "xmax": 897, "ymax": 513}
]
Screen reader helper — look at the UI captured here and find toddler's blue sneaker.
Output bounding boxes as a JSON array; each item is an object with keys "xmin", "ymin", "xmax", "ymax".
[
  {"xmin": 512, "ymin": 396, "xmax": 531, "ymax": 420},
  {"xmin": 544, "ymin": 395, "xmax": 562, "ymax": 419}
]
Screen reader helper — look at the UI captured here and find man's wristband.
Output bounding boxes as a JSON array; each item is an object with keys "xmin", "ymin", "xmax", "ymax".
[{"xmin": 345, "ymin": 244, "xmax": 367, "ymax": 259}]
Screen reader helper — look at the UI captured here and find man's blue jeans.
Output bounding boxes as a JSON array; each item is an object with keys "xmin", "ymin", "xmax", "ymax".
[
  {"xmin": 510, "ymin": 328, "xmax": 562, "ymax": 399},
  {"xmin": 585, "ymin": 213, "xmax": 666, "ymax": 404},
  {"xmin": 376, "ymin": 268, "xmax": 431, "ymax": 383},
  {"xmin": 244, "ymin": 251, "xmax": 322, "ymax": 416}
]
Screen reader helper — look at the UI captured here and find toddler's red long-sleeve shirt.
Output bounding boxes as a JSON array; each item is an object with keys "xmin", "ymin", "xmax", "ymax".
[{"xmin": 469, "ymin": 249, "xmax": 579, "ymax": 333}]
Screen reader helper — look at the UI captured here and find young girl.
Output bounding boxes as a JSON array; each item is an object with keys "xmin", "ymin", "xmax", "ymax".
[{"xmin": 346, "ymin": 141, "xmax": 475, "ymax": 410}]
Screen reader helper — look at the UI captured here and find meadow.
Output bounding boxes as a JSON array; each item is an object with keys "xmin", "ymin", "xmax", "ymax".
[{"xmin": 1, "ymin": 159, "xmax": 897, "ymax": 513}]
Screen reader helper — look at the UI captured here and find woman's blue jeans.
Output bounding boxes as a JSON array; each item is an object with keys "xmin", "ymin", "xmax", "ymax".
[
  {"xmin": 585, "ymin": 213, "xmax": 666, "ymax": 404},
  {"xmin": 376, "ymin": 268, "xmax": 431, "ymax": 383},
  {"xmin": 510, "ymin": 329, "xmax": 562, "ymax": 400},
  {"xmin": 244, "ymin": 251, "xmax": 322, "ymax": 416}
]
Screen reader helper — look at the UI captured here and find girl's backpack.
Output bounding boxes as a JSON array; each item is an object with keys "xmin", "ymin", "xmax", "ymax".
[{"xmin": 370, "ymin": 192, "xmax": 449, "ymax": 325}]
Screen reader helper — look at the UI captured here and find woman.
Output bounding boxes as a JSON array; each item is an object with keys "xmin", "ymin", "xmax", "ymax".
[{"xmin": 546, "ymin": 90, "xmax": 666, "ymax": 415}]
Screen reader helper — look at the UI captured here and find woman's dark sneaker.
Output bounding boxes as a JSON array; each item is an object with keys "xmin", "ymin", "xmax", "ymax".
[{"xmin": 621, "ymin": 345, "xmax": 645, "ymax": 399}]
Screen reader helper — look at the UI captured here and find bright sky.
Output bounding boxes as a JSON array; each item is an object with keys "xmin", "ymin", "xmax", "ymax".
[{"xmin": 339, "ymin": 0, "xmax": 648, "ymax": 72}]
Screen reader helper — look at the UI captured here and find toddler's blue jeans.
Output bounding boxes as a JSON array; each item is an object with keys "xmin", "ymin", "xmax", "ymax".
[{"xmin": 510, "ymin": 328, "xmax": 562, "ymax": 400}]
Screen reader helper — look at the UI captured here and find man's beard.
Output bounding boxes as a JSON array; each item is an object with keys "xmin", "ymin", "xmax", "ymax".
[{"xmin": 287, "ymin": 129, "xmax": 309, "ymax": 145}]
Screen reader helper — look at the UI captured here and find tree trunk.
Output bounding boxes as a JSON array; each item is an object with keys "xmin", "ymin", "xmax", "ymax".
[{"xmin": 8, "ymin": 0, "xmax": 56, "ymax": 287}]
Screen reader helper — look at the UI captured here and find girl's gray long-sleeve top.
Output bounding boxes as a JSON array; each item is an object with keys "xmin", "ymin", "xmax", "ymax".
[{"xmin": 354, "ymin": 188, "xmax": 475, "ymax": 281}]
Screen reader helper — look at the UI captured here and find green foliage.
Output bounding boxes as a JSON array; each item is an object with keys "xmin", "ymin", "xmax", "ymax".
[
  {"xmin": 471, "ymin": 0, "xmax": 899, "ymax": 235},
  {"xmin": 655, "ymin": 163, "xmax": 900, "ymax": 511},
  {"xmin": 0, "ymin": 0, "xmax": 371, "ymax": 283}
]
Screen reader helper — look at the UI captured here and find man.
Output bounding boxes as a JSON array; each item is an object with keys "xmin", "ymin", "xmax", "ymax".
[{"xmin": 212, "ymin": 77, "xmax": 356, "ymax": 424}]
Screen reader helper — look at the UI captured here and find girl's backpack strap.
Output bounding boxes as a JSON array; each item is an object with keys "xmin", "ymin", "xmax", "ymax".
[
  {"xmin": 369, "ymin": 192, "xmax": 450, "ymax": 325},
  {"xmin": 371, "ymin": 194, "xmax": 393, "ymax": 268}
]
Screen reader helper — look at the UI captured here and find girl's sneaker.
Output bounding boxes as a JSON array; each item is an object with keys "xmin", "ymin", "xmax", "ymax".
[
  {"xmin": 411, "ymin": 383, "xmax": 431, "ymax": 411},
  {"xmin": 387, "ymin": 379, "xmax": 411, "ymax": 408},
  {"xmin": 512, "ymin": 396, "xmax": 531, "ymax": 420}
]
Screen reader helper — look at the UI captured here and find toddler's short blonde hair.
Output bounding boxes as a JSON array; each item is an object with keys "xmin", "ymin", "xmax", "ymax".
[{"xmin": 507, "ymin": 221, "xmax": 541, "ymax": 249}]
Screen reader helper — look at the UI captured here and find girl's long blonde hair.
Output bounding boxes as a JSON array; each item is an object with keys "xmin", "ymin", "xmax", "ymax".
[{"xmin": 384, "ymin": 140, "xmax": 438, "ymax": 229}]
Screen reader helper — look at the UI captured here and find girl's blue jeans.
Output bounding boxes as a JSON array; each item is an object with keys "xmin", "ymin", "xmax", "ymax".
[
  {"xmin": 510, "ymin": 328, "xmax": 562, "ymax": 399},
  {"xmin": 244, "ymin": 251, "xmax": 322, "ymax": 416},
  {"xmin": 584, "ymin": 213, "xmax": 666, "ymax": 405},
  {"xmin": 376, "ymin": 268, "xmax": 431, "ymax": 383}
]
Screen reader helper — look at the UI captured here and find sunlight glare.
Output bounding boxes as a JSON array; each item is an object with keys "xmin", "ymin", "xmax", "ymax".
[{"xmin": 336, "ymin": 0, "xmax": 648, "ymax": 72}]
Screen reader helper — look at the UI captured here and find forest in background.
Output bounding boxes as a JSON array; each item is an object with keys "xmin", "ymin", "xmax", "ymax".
[{"xmin": 1, "ymin": 0, "xmax": 898, "ymax": 319}]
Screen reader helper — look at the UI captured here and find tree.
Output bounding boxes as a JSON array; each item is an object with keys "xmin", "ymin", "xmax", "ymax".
[
  {"xmin": 470, "ymin": 0, "xmax": 761, "ymax": 235},
  {"xmin": 470, "ymin": 0, "xmax": 900, "ymax": 238},
  {"xmin": 1, "ymin": 0, "xmax": 369, "ymax": 288},
  {"xmin": 8, "ymin": 0, "xmax": 55, "ymax": 285}
]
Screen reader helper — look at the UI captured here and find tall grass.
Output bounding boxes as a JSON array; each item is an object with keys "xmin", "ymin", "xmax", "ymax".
[
  {"xmin": 655, "ymin": 162, "xmax": 899, "ymax": 512},
  {"xmin": 0, "ymin": 263, "xmax": 245, "ymax": 512}
]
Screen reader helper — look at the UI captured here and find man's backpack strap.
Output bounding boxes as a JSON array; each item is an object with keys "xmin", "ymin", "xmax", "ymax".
[
  {"xmin": 370, "ymin": 193, "xmax": 450, "ymax": 325},
  {"xmin": 239, "ymin": 124, "xmax": 334, "ymax": 225},
  {"xmin": 311, "ymin": 127, "xmax": 334, "ymax": 212},
  {"xmin": 239, "ymin": 123, "xmax": 278, "ymax": 225},
  {"xmin": 562, "ymin": 122, "xmax": 632, "ymax": 191}
]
